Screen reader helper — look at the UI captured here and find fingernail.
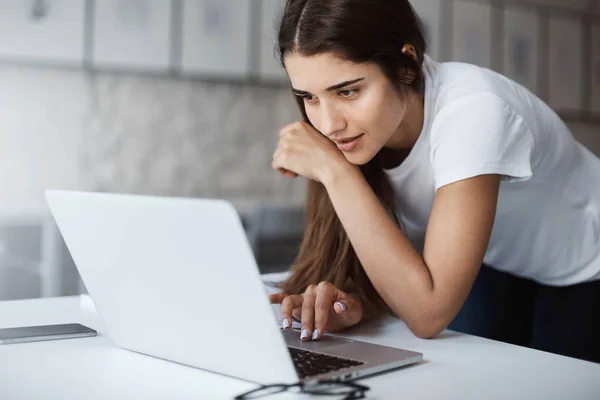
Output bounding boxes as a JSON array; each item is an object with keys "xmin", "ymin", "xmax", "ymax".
[
  {"xmin": 312, "ymin": 329, "xmax": 319, "ymax": 341},
  {"xmin": 300, "ymin": 329, "xmax": 309, "ymax": 340},
  {"xmin": 335, "ymin": 302, "xmax": 347, "ymax": 311},
  {"xmin": 282, "ymin": 318, "xmax": 290, "ymax": 330}
]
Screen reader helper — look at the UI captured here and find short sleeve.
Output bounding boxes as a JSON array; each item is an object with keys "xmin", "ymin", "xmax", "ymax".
[{"xmin": 430, "ymin": 92, "xmax": 534, "ymax": 190}]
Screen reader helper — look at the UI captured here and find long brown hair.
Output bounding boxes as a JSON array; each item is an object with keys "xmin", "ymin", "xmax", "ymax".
[{"xmin": 277, "ymin": 0, "xmax": 427, "ymax": 317}]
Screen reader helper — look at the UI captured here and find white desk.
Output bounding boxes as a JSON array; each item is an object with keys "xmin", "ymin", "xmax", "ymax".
[{"xmin": 0, "ymin": 295, "xmax": 599, "ymax": 400}]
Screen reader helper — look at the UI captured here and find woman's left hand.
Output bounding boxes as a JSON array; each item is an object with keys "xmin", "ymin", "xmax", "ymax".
[{"xmin": 272, "ymin": 121, "xmax": 348, "ymax": 183}]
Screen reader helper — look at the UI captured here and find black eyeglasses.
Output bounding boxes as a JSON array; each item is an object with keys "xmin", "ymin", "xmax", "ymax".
[{"xmin": 234, "ymin": 380, "xmax": 370, "ymax": 400}]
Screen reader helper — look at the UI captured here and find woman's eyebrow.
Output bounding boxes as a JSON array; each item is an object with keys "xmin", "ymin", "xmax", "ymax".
[
  {"xmin": 292, "ymin": 77, "xmax": 365, "ymax": 96},
  {"xmin": 325, "ymin": 78, "xmax": 364, "ymax": 91}
]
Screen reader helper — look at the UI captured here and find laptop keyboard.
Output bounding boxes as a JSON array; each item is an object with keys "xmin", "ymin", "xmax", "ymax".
[{"xmin": 288, "ymin": 347, "xmax": 364, "ymax": 379}]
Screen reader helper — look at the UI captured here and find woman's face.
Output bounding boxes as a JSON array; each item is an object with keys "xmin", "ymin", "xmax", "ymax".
[{"xmin": 284, "ymin": 52, "xmax": 412, "ymax": 165}]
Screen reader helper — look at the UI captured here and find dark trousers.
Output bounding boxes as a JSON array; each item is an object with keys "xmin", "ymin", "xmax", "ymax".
[{"xmin": 448, "ymin": 264, "xmax": 600, "ymax": 363}]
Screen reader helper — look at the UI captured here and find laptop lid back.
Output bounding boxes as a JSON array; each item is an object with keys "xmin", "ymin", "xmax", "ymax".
[{"xmin": 45, "ymin": 190, "xmax": 298, "ymax": 384}]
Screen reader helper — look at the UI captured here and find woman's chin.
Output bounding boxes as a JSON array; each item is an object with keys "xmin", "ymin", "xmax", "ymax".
[{"xmin": 344, "ymin": 151, "xmax": 375, "ymax": 166}]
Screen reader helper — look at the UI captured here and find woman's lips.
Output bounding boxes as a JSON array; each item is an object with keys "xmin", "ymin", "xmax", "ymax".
[{"xmin": 334, "ymin": 134, "xmax": 364, "ymax": 152}]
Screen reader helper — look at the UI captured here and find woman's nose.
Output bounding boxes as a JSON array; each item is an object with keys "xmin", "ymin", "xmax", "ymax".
[{"xmin": 319, "ymin": 105, "xmax": 347, "ymax": 137}]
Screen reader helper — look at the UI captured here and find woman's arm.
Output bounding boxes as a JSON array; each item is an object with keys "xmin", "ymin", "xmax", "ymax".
[{"xmin": 321, "ymin": 161, "xmax": 501, "ymax": 338}]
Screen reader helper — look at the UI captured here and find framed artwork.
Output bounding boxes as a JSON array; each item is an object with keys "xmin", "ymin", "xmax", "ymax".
[
  {"xmin": 91, "ymin": 0, "xmax": 172, "ymax": 71},
  {"xmin": 258, "ymin": 0, "xmax": 288, "ymax": 83},
  {"xmin": 0, "ymin": 0, "xmax": 85, "ymax": 65},
  {"xmin": 548, "ymin": 15, "xmax": 583, "ymax": 112},
  {"xmin": 591, "ymin": 24, "xmax": 600, "ymax": 115},
  {"xmin": 502, "ymin": 6, "xmax": 540, "ymax": 94},
  {"xmin": 179, "ymin": 0, "xmax": 251, "ymax": 78},
  {"xmin": 410, "ymin": 0, "xmax": 443, "ymax": 61},
  {"xmin": 451, "ymin": 0, "xmax": 493, "ymax": 69}
]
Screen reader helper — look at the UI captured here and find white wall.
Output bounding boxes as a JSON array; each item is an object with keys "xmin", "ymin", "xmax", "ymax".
[
  {"xmin": 0, "ymin": 65, "xmax": 85, "ymax": 207},
  {"xmin": 0, "ymin": 63, "xmax": 305, "ymax": 209}
]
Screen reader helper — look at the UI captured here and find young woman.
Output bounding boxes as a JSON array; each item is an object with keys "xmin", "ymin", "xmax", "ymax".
[{"xmin": 269, "ymin": 0, "xmax": 600, "ymax": 363}]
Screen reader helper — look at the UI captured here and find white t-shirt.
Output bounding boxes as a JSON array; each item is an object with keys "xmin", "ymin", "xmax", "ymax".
[{"xmin": 384, "ymin": 55, "xmax": 600, "ymax": 286}]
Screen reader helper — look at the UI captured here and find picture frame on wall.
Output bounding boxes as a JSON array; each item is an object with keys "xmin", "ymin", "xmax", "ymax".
[
  {"xmin": 178, "ymin": 0, "xmax": 251, "ymax": 78},
  {"xmin": 502, "ymin": 6, "xmax": 540, "ymax": 95},
  {"xmin": 0, "ymin": 0, "xmax": 86, "ymax": 66},
  {"xmin": 410, "ymin": 0, "xmax": 443, "ymax": 62},
  {"xmin": 91, "ymin": 0, "xmax": 172, "ymax": 72},
  {"xmin": 451, "ymin": 0, "xmax": 493, "ymax": 69},
  {"xmin": 547, "ymin": 15, "xmax": 583, "ymax": 113},
  {"xmin": 591, "ymin": 24, "xmax": 600, "ymax": 115},
  {"xmin": 258, "ymin": 0, "xmax": 288, "ymax": 84}
]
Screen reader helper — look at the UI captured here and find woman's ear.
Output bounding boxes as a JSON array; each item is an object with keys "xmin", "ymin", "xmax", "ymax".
[
  {"xmin": 400, "ymin": 44, "xmax": 418, "ymax": 85},
  {"xmin": 401, "ymin": 44, "xmax": 418, "ymax": 63}
]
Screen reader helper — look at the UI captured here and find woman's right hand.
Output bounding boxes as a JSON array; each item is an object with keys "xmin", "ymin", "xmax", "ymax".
[{"xmin": 269, "ymin": 281, "xmax": 363, "ymax": 341}]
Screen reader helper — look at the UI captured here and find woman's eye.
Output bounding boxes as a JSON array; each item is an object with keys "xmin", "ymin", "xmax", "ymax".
[
  {"xmin": 302, "ymin": 95, "xmax": 317, "ymax": 103},
  {"xmin": 339, "ymin": 89, "xmax": 358, "ymax": 98}
]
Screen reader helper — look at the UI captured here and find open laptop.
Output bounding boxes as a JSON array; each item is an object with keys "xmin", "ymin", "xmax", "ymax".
[{"xmin": 45, "ymin": 190, "xmax": 423, "ymax": 385}]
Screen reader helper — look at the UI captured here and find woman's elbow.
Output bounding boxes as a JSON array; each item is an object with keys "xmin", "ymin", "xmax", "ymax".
[
  {"xmin": 407, "ymin": 317, "xmax": 449, "ymax": 339},
  {"xmin": 392, "ymin": 301, "xmax": 455, "ymax": 339}
]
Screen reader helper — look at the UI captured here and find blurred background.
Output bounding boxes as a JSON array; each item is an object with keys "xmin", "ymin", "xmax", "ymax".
[{"xmin": 0, "ymin": 0, "xmax": 598, "ymax": 301}]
